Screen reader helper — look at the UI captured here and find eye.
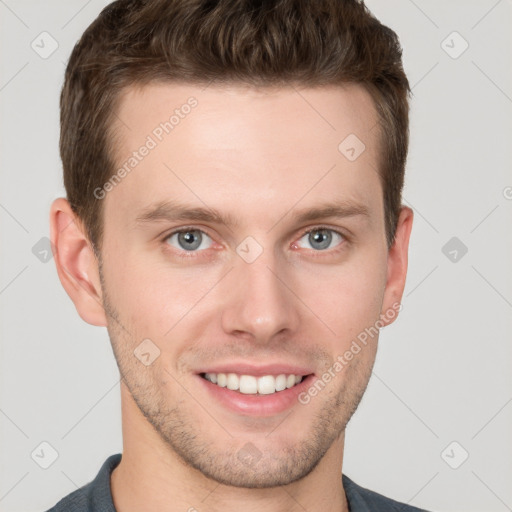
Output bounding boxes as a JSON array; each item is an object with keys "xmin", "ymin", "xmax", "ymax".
[
  {"xmin": 295, "ymin": 228, "xmax": 344, "ymax": 251},
  {"xmin": 165, "ymin": 229, "xmax": 213, "ymax": 252}
]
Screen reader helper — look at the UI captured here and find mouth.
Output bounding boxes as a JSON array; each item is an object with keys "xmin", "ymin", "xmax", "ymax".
[
  {"xmin": 196, "ymin": 370, "xmax": 316, "ymax": 416},
  {"xmin": 199, "ymin": 372, "xmax": 311, "ymax": 395}
]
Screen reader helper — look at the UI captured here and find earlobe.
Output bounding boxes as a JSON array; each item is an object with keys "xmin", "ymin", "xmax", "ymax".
[
  {"xmin": 380, "ymin": 206, "xmax": 414, "ymax": 326},
  {"xmin": 49, "ymin": 198, "xmax": 107, "ymax": 327}
]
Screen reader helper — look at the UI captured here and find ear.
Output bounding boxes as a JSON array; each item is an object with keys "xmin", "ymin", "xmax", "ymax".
[
  {"xmin": 380, "ymin": 206, "xmax": 414, "ymax": 326},
  {"xmin": 49, "ymin": 197, "xmax": 107, "ymax": 326}
]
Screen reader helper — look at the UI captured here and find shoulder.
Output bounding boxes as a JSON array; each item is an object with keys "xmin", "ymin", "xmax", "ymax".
[
  {"xmin": 343, "ymin": 474, "xmax": 433, "ymax": 512},
  {"xmin": 44, "ymin": 454, "xmax": 121, "ymax": 512}
]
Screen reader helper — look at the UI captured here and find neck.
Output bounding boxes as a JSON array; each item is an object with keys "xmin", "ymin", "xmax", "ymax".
[{"xmin": 111, "ymin": 383, "xmax": 349, "ymax": 512}]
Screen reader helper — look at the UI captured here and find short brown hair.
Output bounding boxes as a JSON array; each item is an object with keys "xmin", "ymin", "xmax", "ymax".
[{"xmin": 60, "ymin": 0, "xmax": 410, "ymax": 253}]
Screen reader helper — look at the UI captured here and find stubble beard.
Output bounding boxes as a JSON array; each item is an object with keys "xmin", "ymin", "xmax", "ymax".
[{"xmin": 99, "ymin": 264, "xmax": 375, "ymax": 489}]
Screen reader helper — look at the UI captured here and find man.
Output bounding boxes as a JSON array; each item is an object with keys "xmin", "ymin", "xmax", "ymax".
[{"xmin": 47, "ymin": 0, "xmax": 427, "ymax": 510}]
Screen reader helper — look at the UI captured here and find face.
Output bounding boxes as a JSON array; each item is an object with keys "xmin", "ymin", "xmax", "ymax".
[{"xmin": 93, "ymin": 82, "xmax": 405, "ymax": 487}]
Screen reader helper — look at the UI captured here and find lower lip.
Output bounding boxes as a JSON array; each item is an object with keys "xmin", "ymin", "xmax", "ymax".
[{"xmin": 196, "ymin": 374, "xmax": 316, "ymax": 416}]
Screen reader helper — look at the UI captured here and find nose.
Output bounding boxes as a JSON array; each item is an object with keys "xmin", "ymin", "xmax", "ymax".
[{"xmin": 220, "ymin": 250, "xmax": 300, "ymax": 344}]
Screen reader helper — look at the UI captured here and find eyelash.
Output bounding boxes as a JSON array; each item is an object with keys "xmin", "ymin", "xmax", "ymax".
[
  {"xmin": 161, "ymin": 225, "xmax": 349, "ymax": 258},
  {"xmin": 161, "ymin": 227, "xmax": 215, "ymax": 259},
  {"xmin": 294, "ymin": 225, "xmax": 349, "ymax": 258}
]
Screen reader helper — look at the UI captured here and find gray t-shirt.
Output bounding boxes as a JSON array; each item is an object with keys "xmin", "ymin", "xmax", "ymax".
[{"xmin": 45, "ymin": 454, "xmax": 431, "ymax": 511}]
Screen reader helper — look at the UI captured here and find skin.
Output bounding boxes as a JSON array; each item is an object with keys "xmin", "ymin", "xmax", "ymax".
[{"xmin": 50, "ymin": 82, "xmax": 413, "ymax": 512}]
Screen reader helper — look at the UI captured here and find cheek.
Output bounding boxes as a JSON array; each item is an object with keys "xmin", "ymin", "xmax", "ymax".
[
  {"xmin": 295, "ymin": 253, "xmax": 386, "ymax": 343},
  {"xmin": 105, "ymin": 253, "xmax": 222, "ymax": 338},
  {"xmin": 101, "ymin": 254, "xmax": 170, "ymax": 334}
]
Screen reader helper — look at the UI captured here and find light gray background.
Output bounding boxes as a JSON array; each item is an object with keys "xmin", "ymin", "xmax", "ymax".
[{"xmin": 1, "ymin": 1, "xmax": 511, "ymax": 511}]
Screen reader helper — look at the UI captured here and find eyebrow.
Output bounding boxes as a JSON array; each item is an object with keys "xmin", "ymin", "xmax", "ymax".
[
  {"xmin": 135, "ymin": 200, "xmax": 239, "ymax": 226},
  {"xmin": 134, "ymin": 199, "xmax": 371, "ymax": 228}
]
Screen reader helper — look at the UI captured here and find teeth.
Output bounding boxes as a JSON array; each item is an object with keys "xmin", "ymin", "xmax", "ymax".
[
  {"xmin": 208, "ymin": 373, "xmax": 218, "ymax": 384},
  {"xmin": 275, "ymin": 374, "xmax": 287, "ymax": 391},
  {"xmin": 226, "ymin": 373, "xmax": 239, "ymax": 391},
  {"xmin": 203, "ymin": 372, "xmax": 305, "ymax": 395},
  {"xmin": 240, "ymin": 375, "xmax": 258, "ymax": 394}
]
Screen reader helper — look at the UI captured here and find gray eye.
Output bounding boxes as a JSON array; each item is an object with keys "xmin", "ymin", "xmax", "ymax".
[
  {"xmin": 309, "ymin": 229, "xmax": 332, "ymax": 250},
  {"xmin": 297, "ymin": 229, "xmax": 343, "ymax": 251},
  {"xmin": 167, "ymin": 230, "xmax": 212, "ymax": 251}
]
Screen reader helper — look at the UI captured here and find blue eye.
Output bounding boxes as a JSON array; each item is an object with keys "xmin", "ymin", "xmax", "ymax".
[
  {"xmin": 166, "ymin": 229, "xmax": 213, "ymax": 251},
  {"xmin": 296, "ymin": 228, "xmax": 344, "ymax": 251}
]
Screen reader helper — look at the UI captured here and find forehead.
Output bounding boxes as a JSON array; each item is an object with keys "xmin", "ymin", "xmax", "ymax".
[{"xmin": 105, "ymin": 82, "xmax": 382, "ymax": 229}]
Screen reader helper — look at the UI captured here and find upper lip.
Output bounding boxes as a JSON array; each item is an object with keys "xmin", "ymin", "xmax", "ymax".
[{"xmin": 196, "ymin": 362, "xmax": 315, "ymax": 377}]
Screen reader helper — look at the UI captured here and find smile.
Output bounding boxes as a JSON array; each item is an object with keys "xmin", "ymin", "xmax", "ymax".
[{"xmin": 201, "ymin": 372, "xmax": 306, "ymax": 395}]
